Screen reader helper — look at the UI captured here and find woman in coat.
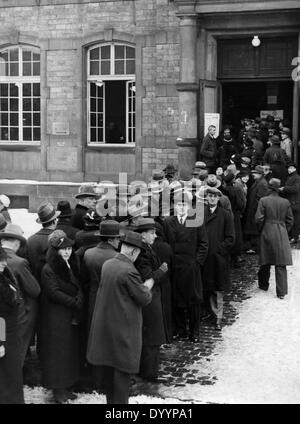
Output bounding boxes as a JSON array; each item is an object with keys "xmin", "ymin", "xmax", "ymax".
[
  {"xmin": 152, "ymin": 222, "xmax": 173, "ymax": 344},
  {"xmin": 255, "ymin": 178, "xmax": 294, "ymax": 299},
  {"xmin": 0, "ymin": 246, "xmax": 24, "ymax": 404},
  {"xmin": 222, "ymin": 173, "xmax": 246, "ymax": 267},
  {"xmin": 40, "ymin": 230, "xmax": 83, "ymax": 403},
  {"xmin": 202, "ymin": 187, "xmax": 235, "ymax": 330},
  {"xmin": 134, "ymin": 218, "xmax": 168, "ymax": 382}
]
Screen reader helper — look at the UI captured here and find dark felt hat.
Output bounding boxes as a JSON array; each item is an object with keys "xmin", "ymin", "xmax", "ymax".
[
  {"xmin": 95, "ymin": 220, "xmax": 121, "ymax": 237},
  {"xmin": 0, "ymin": 213, "xmax": 7, "ymax": 231},
  {"xmin": 251, "ymin": 165, "xmax": 265, "ymax": 175},
  {"xmin": 0, "ymin": 246, "xmax": 8, "ymax": 261},
  {"xmin": 268, "ymin": 178, "xmax": 281, "ymax": 191},
  {"xmin": 0, "ymin": 224, "xmax": 26, "ymax": 245},
  {"xmin": 75, "ymin": 184, "xmax": 97, "ymax": 199},
  {"xmin": 57, "ymin": 200, "xmax": 73, "ymax": 218},
  {"xmin": 152, "ymin": 170, "xmax": 165, "ymax": 181},
  {"xmin": 121, "ymin": 231, "xmax": 143, "ymax": 249},
  {"xmin": 163, "ymin": 164, "xmax": 177, "ymax": 175},
  {"xmin": 134, "ymin": 217, "xmax": 156, "ymax": 233},
  {"xmin": 36, "ymin": 202, "xmax": 61, "ymax": 224},
  {"xmin": 270, "ymin": 135, "xmax": 281, "ymax": 145},
  {"xmin": 206, "ymin": 186, "xmax": 222, "ymax": 197},
  {"xmin": 48, "ymin": 229, "xmax": 74, "ymax": 249}
]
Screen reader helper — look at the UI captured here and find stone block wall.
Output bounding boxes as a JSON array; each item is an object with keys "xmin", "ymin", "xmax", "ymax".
[{"xmin": 0, "ymin": 0, "xmax": 180, "ymax": 187}]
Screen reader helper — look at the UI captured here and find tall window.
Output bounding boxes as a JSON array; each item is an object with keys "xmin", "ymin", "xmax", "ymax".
[
  {"xmin": 0, "ymin": 45, "xmax": 40, "ymax": 142},
  {"xmin": 87, "ymin": 43, "xmax": 135, "ymax": 144}
]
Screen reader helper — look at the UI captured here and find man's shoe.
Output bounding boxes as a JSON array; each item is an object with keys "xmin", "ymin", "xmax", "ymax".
[
  {"xmin": 189, "ymin": 335, "xmax": 200, "ymax": 343},
  {"xmin": 215, "ymin": 319, "xmax": 222, "ymax": 331},
  {"xmin": 173, "ymin": 333, "xmax": 188, "ymax": 341},
  {"xmin": 277, "ymin": 295, "xmax": 285, "ymax": 299},
  {"xmin": 65, "ymin": 390, "xmax": 77, "ymax": 400},
  {"xmin": 258, "ymin": 286, "xmax": 268, "ymax": 291},
  {"xmin": 53, "ymin": 389, "xmax": 69, "ymax": 404},
  {"xmin": 246, "ymin": 249, "xmax": 256, "ymax": 255},
  {"xmin": 201, "ymin": 312, "xmax": 213, "ymax": 321}
]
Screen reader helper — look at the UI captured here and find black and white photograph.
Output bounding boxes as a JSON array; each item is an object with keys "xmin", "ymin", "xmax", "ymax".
[{"xmin": 0, "ymin": 0, "xmax": 300, "ymax": 406}]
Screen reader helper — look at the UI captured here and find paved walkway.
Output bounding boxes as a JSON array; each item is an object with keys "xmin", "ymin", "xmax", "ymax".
[{"xmin": 17, "ymin": 209, "xmax": 300, "ymax": 404}]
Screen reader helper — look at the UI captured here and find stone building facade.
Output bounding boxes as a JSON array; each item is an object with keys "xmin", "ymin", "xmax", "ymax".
[{"xmin": 0, "ymin": 0, "xmax": 299, "ymax": 208}]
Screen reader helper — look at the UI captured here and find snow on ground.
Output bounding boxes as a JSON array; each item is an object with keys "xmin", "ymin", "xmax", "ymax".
[{"xmin": 9, "ymin": 209, "xmax": 300, "ymax": 404}]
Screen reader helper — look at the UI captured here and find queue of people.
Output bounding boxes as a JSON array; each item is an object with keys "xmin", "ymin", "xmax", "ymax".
[{"xmin": 0, "ymin": 113, "xmax": 299, "ymax": 404}]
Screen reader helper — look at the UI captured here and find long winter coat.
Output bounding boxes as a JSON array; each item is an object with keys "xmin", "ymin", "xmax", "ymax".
[
  {"xmin": 263, "ymin": 145, "xmax": 289, "ymax": 184},
  {"xmin": 83, "ymin": 241, "xmax": 118, "ymax": 327},
  {"xmin": 56, "ymin": 219, "xmax": 79, "ymax": 241},
  {"xmin": 134, "ymin": 243, "xmax": 166, "ymax": 346},
  {"xmin": 87, "ymin": 254, "xmax": 152, "ymax": 374},
  {"xmin": 218, "ymin": 141, "xmax": 238, "ymax": 169},
  {"xmin": 202, "ymin": 205, "xmax": 235, "ymax": 292},
  {"xmin": 255, "ymin": 192, "xmax": 294, "ymax": 266},
  {"xmin": 200, "ymin": 134, "xmax": 218, "ymax": 169},
  {"xmin": 3, "ymin": 248, "xmax": 40, "ymax": 364},
  {"xmin": 281, "ymin": 171, "xmax": 300, "ymax": 212},
  {"xmin": 71, "ymin": 204, "xmax": 89, "ymax": 230},
  {"xmin": 243, "ymin": 177, "xmax": 269, "ymax": 235},
  {"xmin": 27, "ymin": 228, "xmax": 54, "ymax": 282},
  {"xmin": 223, "ymin": 183, "xmax": 246, "ymax": 256},
  {"xmin": 0, "ymin": 267, "xmax": 24, "ymax": 404},
  {"xmin": 163, "ymin": 216, "xmax": 208, "ymax": 308},
  {"xmin": 40, "ymin": 249, "xmax": 83, "ymax": 389},
  {"xmin": 152, "ymin": 236, "xmax": 173, "ymax": 343}
]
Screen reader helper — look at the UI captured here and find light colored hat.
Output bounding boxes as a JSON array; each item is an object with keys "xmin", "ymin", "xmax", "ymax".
[
  {"xmin": 0, "ymin": 195, "xmax": 10, "ymax": 208},
  {"xmin": 0, "ymin": 223, "xmax": 26, "ymax": 245}
]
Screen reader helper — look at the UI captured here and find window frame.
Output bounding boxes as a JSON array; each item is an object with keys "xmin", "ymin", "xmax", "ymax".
[
  {"xmin": 0, "ymin": 45, "xmax": 41, "ymax": 144},
  {"xmin": 87, "ymin": 42, "xmax": 136, "ymax": 146}
]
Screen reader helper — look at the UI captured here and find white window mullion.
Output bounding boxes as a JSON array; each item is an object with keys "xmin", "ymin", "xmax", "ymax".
[
  {"xmin": 111, "ymin": 44, "xmax": 115, "ymax": 76},
  {"xmin": 87, "ymin": 81, "xmax": 91, "ymax": 143},
  {"xmin": 103, "ymin": 82, "xmax": 106, "ymax": 142},
  {"xmin": 17, "ymin": 82, "xmax": 23, "ymax": 142}
]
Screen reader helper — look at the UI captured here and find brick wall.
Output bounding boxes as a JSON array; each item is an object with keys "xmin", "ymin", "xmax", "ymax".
[{"xmin": 0, "ymin": 0, "xmax": 180, "ymax": 183}]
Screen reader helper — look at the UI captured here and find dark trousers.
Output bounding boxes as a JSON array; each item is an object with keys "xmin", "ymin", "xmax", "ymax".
[
  {"xmin": 258, "ymin": 264, "xmax": 288, "ymax": 297},
  {"xmin": 291, "ymin": 209, "xmax": 300, "ymax": 240},
  {"xmin": 139, "ymin": 345, "xmax": 160, "ymax": 381},
  {"xmin": 94, "ymin": 365, "xmax": 130, "ymax": 404},
  {"xmin": 174, "ymin": 304, "xmax": 200, "ymax": 338}
]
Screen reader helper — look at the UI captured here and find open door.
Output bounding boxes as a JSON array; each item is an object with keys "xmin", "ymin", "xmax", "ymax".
[{"xmin": 199, "ymin": 79, "xmax": 221, "ymax": 139}]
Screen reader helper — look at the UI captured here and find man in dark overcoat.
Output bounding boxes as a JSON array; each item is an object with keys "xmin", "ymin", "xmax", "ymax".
[
  {"xmin": 27, "ymin": 202, "xmax": 60, "ymax": 282},
  {"xmin": 255, "ymin": 178, "xmax": 294, "ymax": 299},
  {"xmin": 83, "ymin": 220, "xmax": 120, "ymax": 328},
  {"xmin": 279, "ymin": 162, "xmax": 300, "ymax": 243},
  {"xmin": 134, "ymin": 217, "xmax": 168, "ymax": 381},
  {"xmin": 263, "ymin": 135, "xmax": 289, "ymax": 185},
  {"xmin": 243, "ymin": 165, "xmax": 269, "ymax": 253},
  {"xmin": 56, "ymin": 201, "xmax": 79, "ymax": 241},
  {"xmin": 163, "ymin": 190, "xmax": 208, "ymax": 342},
  {"xmin": 202, "ymin": 186, "xmax": 235, "ymax": 330},
  {"xmin": 87, "ymin": 231, "xmax": 153, "ymax": 404},
  {"xmin": 71, "ymin": 185, "xmax": 97, "ymax": 230},
  {"xmin": 200, "ymin": 125, "xmax": 218, "ymax": 173},
  {"xmin": 222, "ymin": 173, "xmax": 246, "ymax": 267},
  {"xmin": 0, "ymin": 224, "xmax": 40, "ymax": 365}
]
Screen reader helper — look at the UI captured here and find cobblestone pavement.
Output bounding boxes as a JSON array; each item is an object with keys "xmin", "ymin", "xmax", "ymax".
[
  {"xmin": 130, "ymin": 254, "xmax": 259, "ymax": 399},
  {"xmin": 23, "ymin": 241, "xmax": 300, "ymax": 404}
]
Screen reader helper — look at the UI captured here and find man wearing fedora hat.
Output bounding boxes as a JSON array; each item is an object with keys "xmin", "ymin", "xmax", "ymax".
[
  {"xmin": 163, "ymin": 164, "xmax": 178, "ymax": 183},
  {"xmin": 255, "ymin": 178, "xmax": 294, "ymax": 299},
  {"xmin": 164, "ymin": 191, "xmax": 208, "ymax": 342},
  {"xmin": 71, "ymin": 185, "xmax": 97, "ymax": 230},
  {"xmin": 0, "ymin": 224, "xmax": 40, "ymax": 365},
  {"xmin": 27, "ymin": 202, "xmax": 60, "ymax": 283},
  {"xmin": 83, "ymin": 220, "xmax": 120, "ymax": 329},
  {"xmin": 280, "ymin": 127, "xmax": 293, "ymax": 160},
  {"xmin": 279, "ymin": 162, "xmax": 300, "ymax": 244},
  {"xmin": 87, "ymin": 231, "xmax": 153, "ymax": 404},
  {"xmin": 56, "ymin": 201, "xmax": 79, "ymax": 241},
  {"xmin": 202, "ymin": 186, "xmax": 235, "ymax": 330},
  {"xmin": 243, "ymin": 166, "xmax": 269, "ymax": 254},
  {"xmin": 263, "ymin": 135, "xmax": 289, "ymax": 185},
  {"xmin": 133, "ymin": 217, "xmax": 168, "ymax": 382}
]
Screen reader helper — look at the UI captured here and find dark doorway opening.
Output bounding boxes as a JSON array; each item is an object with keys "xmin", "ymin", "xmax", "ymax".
[
  {"xmin": 221, "ymin": 81, "xmax": 294, "ymax": 131},
  {"xmin": 105, "ymin": 80, "xmax": 126, "ymax": 143}
]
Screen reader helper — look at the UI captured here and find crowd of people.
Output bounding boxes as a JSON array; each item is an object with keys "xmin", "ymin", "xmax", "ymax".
[{"xmin": 0, "ymin": 115, "xmax": 299, "ymax": 404}]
